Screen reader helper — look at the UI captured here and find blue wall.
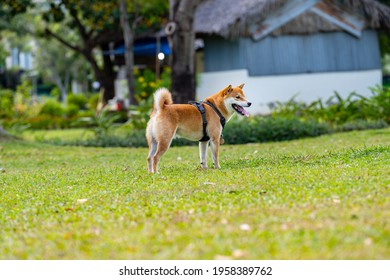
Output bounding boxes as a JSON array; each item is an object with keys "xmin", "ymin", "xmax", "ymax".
[{"xmin": 203, "ymin": 30, "xmax": 381, "ymax": 76}]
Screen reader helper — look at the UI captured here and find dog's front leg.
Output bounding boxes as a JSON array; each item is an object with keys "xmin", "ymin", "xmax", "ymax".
[
  {"xmin": 210, "ymin": 138, "xmax": 221, "ymax": 169},
  {"xmin": 199, "ymin": 141, "xmax": 209, "ymax": 169}
]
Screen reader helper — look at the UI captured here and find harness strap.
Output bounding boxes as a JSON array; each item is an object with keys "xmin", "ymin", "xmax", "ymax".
[
  {"xmin": 189, "ymin": 100, "xmax": 226, "ymax": 142},
  {"xmin": 188, "ymin": 101, "xmax": 210, "ymax": 142},
  {"xmin": 203, "ymin": 101, "xmax": 226, "ymax": 129}
]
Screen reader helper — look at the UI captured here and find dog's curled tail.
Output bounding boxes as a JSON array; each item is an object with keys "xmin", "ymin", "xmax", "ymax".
[{"xmin": 153, "ymin": 88, "xmax": 173, "ymax": 112}]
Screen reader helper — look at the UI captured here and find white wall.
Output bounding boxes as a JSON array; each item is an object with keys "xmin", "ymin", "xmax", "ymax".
[{"xmin": 196, "ymin": 69, "xmax": 382, "ymax": 115}]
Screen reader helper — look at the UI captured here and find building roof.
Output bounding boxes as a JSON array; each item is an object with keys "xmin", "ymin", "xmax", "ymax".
[{"xmin": 194, "ymin": 0, "xmax": 390, "ymax": 40}]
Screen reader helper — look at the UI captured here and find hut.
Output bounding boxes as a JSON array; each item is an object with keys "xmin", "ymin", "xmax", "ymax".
[{"xmin": 194, "ymin": 0, "xmax": 390, "ymax": 114}]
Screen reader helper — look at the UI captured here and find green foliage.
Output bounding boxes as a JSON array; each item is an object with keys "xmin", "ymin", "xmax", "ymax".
[
  {"xmin": 13, "ymin": 80, "xmax": 34, "ymax": 118},
  {"xmin": 39, "ymin": 99, "xmax": 64, "ymax": 117},
  {"xmin": 66, "ymin": 93, "xmax": 88, "ymax": 110},
  {"xmin": 128, "ymin": 96, "xmax": 153, "ymax": 130},
  {"xmin": 370, "ymin": 86, "xmax": 390, "ymax": 123},
  {"xmin": 49, "ymin": 87, "xmax": 61, "ymax": 99},
  {"xmin": 383, "ymin": 54, "xmax": 390, "ymax": 76},
  {"xmin": 66, "ymin": 129, "xmax": 146, "ymax": 148},
  {"xmin": 15, "ymin": 79, "xmax": 32, "ymax": 98},
  {"xmin": 65, "ymin": 104, "xmax": 80, "ymax": 118},
  {"xmin": 0, "ymin": 0, "xmax": 33, "ymax": 22},
  {"xmin": 271, "ymin": 87, "xmax": 390, "ymax": 126},
  {"xmin": 0, "ymin": 86, "xmax": 108, "ymax": 130},
  {"xmin": 224, "ymin": 116, "xmax": 331, "ymax": 144},
  {"xmin": 134, "ymin": 67, "xmax": 171, "ymax": 103},
  {"xmin": 76, "ymin": 111, "xmax": 121, "ymax": 138},
  {"xmin": 42, "ymin": 0, "xmax": 167, "ymax": 30},
  {"xmin": 0, "ymin": 45, "xmax": 9, "ymax": 68},
  {"xmin": 7, "ymin": 122, "xmax": 30, "ymax": 136},
  {"xmin": 18, "ymin": 116, "xmax": 66, "ymax": 130},
  {"xmin": 129, "ymin": 67, "xmax": 171, "ymax": 129},
  {"xmin": 0, "ymin": 89, "xmax": 14, "ymax": 119},
  {"xmin": 41, "ymin": 0, "xmax": 168, "ymax": 42},
  {"xmin": 90, "ymin": 113, "xmax": 121, "ymax": 138},
  {"xmin": 378, "ymin": 2, "xmax": 390, "ymax": 57},
  {"xmin": 88, "ymin": 93, "xmax": 100, "ymax": 111}
]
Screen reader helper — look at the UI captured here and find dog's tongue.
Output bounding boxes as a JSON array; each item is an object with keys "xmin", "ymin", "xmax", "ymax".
[{"xmin": 238, "ymin": 106, "xmax": 250, "ymax": 117}]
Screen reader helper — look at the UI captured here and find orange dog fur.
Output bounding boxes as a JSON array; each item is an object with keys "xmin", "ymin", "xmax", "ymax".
[{"xmin": 146, "ymin": 84, "xmax": 251, "ymax": 173}]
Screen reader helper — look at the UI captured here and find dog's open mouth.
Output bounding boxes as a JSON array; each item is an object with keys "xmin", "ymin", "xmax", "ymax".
[{"xmin": 232, "ymin": 104, "xmax": 249, "ymax": 117}]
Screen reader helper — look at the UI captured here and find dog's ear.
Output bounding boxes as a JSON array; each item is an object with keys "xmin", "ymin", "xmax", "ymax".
[
  {"xmin": 238, "ymin": 83, "xmax": 245, "ymax": 89},
  {"xmin": 222, "ymin": 85, "xmax": 233, "ymax": 96}
]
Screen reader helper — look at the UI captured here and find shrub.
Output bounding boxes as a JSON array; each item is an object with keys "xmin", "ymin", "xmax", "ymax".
[
  {"xmin": 370, "ymin": 86, "xmax": 390, "ymax": 123},
  {"xmin": 127, "ymin": 67, "xmax": 172, "ymax": 129},
  {"xmin": 65, "ymin": 104, "xmax": 80, "ymax": 118},
  {"xmin": 39, "ymin": 99, "xmax": 64, "ymax": 117},
  {"xmin": 0, "ymin": 89, "xmax": 14, "ymax": 119},
  {"xmin": 66, "ymin": 93, "xmax": 88, "ymax": 110},
  {"xmin": 224, "ymin": 116, "xmax": 331, "ymax": 144},
  {"xmin": 44, "ymin": 129, "xmax": 147, "ymax": 148},
  {"xmin": 23, "ymin": 116, "xmax": 72, "ymax": 129},
  {"xmin": 88, "ymin": 93, "xmax": 100, "ymax": 111},
  {"xmin": 128, "ymin": 96, "xmax": 153, "ymax": 129},
  {"xmin": 271, "ymin": 88, "xmax": 390, "ymax": 125},
  {"xmin": 134, "ymin": 67, "xmax": 171, "ymax": 103}
]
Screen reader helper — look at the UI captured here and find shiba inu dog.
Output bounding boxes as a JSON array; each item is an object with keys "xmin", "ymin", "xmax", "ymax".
[{"xmin": 146, "ymin": 84, "xmax": 251, "ymax": 173}]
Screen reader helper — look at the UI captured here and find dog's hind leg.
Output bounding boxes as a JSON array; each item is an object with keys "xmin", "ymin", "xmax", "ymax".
[
  {"xmin": 146, "ymin": 122, "xmax": 157, "ymax": 173},
  {"xmin": 152, "ymin": 128, "xmax": 176, "ymax": 173},
  {"xmin": 147, "ymin": 138, "xmax": 158, "ymax": 173},
  {"xmin": 199, "ymin": 141, "xmax": 209, "ymax": 169}
]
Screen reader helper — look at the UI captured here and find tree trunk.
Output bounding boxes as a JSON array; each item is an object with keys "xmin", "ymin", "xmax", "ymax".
[
  {"xmin": 101, "ymin": 43, "xmax": 117, "ymax": 101},
  {"xmin": 169, "ymin": 0, "xmax": 202, "ymax": 104},
  {"xmin": 50, "ymin": 64, "xmax": 68, "ymax": 103},
  {"xmin": 83, "ymin": 46, "xmax": 116, "ymax": 102},
  {"xmin": 96, "ymin": 71, "xmax": 116, "ymax": 102},
  {"xmin": 45, "ymin": 25, "xmax": 119, "ymax": 104},
  {"xmin": 119, "ymin": 0, "xmax": 137, "ymax": 106},
  {"xmin": 57, "ymin": 77, "xmax": 68, "ymax": 104}
]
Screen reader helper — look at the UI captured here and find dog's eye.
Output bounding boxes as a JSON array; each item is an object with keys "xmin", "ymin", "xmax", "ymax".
[{"xmin": 236, "ymin": 96, "xmax": 240, "ymax": 99}]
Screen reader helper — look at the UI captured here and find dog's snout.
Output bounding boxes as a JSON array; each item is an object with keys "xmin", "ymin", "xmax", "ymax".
[{"xmin": 247, "ymin": 102, "xmax": 252, "ymax": 107}]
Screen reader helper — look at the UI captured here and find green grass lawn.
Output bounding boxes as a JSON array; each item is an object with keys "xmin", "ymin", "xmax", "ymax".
[
  {"xmin": 0, "ymin": 129, "xmax": 389, "ymax": 259},
  {"xmin": 21, "ymin": 128, "xmax": 94, "ymax": 142}
]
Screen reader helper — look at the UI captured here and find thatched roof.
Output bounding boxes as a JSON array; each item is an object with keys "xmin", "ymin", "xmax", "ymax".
[{"xmin": 194, "ymin": 0, "xmax": 390, "ymax": 39}]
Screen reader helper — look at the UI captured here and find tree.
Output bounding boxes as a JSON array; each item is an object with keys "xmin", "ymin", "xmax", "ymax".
[
  {"xmin": 0, "ymin": 0, "xmax": 33, "ymax": 29},
  {"xmin": 168, "ymin": 0, "xmax": 204, "ymax": 104},
  {"xmin": 1, "ymin": 0, "xmax": 169, "ymax": 105},
  {"xmin": 41, "ymin": 1, "xmax": 122, "ymax": 103},
  {"xmin": 35, "ymin": 36, "xmax": 89, "ymax": 102},
  {"xmin": 377, "ymin": 0, "xmax": 390, "ymax": 54},
  {"xmin": 0, "ymin": 0, "xmax": 34, "ymax": 66},
  {"xmin": 42, "ymin": 0, "xmax": 168, "ymax": 104},
  {"xmin": 0, "ymin": 0, "xmax": 34, "ymax": 136}
]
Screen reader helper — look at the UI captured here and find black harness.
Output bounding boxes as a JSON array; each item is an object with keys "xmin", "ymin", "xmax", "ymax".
[{"xmin": 188, "ymin": 101, "xmax": 226, "ymax": 142}]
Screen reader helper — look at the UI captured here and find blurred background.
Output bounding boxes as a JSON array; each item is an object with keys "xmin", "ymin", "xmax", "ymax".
[{"xmin": 1, "ymin": 0, "xmax": 390, "ymax": 146}]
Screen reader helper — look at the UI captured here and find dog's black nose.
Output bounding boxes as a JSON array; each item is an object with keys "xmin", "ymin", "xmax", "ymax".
[{"xmin": 248, "ymin": 102, "xmax": 252, "ymax": 107}]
